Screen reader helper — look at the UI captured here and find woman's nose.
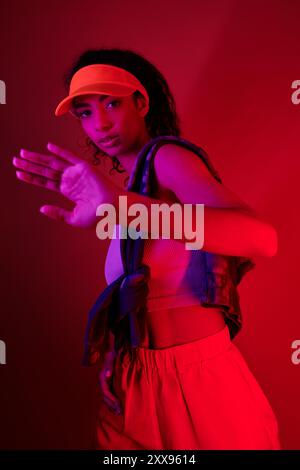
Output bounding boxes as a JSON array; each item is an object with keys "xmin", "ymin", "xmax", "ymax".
[{"xmin": 94, "ymin": 107, "xmax": 113, "ymax": 131}]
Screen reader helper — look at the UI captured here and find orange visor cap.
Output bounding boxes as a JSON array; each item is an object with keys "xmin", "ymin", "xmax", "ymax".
[{"xmin": 55, "ymin": 64, "xmax": 149, "ymax": 116}]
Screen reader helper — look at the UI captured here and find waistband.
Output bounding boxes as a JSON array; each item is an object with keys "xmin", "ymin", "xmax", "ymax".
[{"xmin": 120, "ymin": 325, "xmax": 232, "ymax": 371}]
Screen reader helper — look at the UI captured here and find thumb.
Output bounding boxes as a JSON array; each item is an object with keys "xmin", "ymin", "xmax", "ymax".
[{"xmin": 40, "ymin": 205, "xmax": 72, "ymax": 224}]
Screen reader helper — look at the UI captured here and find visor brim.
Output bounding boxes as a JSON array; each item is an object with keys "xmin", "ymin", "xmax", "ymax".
[{"xmin": 55, "ymin": 83, "xmax": 137, "ymax": 116}]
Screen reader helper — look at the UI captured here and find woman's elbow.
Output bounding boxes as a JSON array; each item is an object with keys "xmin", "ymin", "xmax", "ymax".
[{"xmin": 255, "ymin": 223, "xmax": 278, "ymax": 257}]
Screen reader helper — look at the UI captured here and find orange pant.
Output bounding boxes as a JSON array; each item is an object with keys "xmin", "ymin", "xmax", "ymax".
[{"xmin": 95, "ymin": 325, "xmax": 281, "ymax": 450}]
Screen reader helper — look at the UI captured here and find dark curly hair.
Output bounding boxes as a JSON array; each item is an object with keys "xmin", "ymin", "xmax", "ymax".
[{"xmin": 63, "ymin": 48, "xmax": 182, "ymax": 181}]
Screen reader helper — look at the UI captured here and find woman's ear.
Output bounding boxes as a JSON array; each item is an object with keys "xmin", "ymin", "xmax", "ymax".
[{"xmin": 135, "ymin": 93, "xmax": 149, "ymax": 118}]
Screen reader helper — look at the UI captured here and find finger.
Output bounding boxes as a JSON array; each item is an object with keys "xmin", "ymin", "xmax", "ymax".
[
  {"xmin": 99, "ymin": 375, "xmax": 121, "ymax": 409},
  {"xmin": 15, "ymin": 170, "xmax": 60, "ymax": 193},
  {"xmin": 101, "ymin": 391, "xmax": 119, "ymax": 409},
  {"xmin": 47, "ymin": 142, "xmax": 82, "ymax": 165},
  {"xmin": 40, "ymin": 204, "xmax": 73, "ymax": 224},
  {"xmin": 102, "ymin": 391, "xmax": 122, "ymax": 415},
  {"xmin": 103, "ymin": 396, "xmax": 122, "ymax": 415},
  {"xmin": 100, "ymin": 389, "xmax": 120, "ymax": 412},
  {"xmin": 19, "ymin": 149, "xmax": 70, "ymax": 172},
  {"xmin": 13, "ymin": 157, "xmax": 62, "ymax": 181}
]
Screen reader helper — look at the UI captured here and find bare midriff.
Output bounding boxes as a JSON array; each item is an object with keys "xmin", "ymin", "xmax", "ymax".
[
  {"xmin": 134, "ymin": 181, "xmax": 226, "ymax": 349},
  {"xmin": 116, "ymin": 174, "xmax": 227, "ymax": 350},
  {"xmin": 136, "ymin": 304, "xmax": 226, "ymax": 349}
]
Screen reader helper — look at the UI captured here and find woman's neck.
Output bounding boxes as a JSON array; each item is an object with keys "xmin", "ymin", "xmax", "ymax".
[{"xmin": 117, "ymin": 128, "xmax": 151, "ymax": 175}]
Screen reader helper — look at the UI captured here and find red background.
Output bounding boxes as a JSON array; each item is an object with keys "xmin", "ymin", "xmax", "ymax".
[{"xmin": 1, "ymin": 0, "xmax": 299, "ymax": 449}]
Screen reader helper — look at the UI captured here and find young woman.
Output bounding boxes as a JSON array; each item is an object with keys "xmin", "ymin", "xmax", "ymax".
[{"xmin": 12, "ymin": 48, "xmax": 281, "ymax": 450}]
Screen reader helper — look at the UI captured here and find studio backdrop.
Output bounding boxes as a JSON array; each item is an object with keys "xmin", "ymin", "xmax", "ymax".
[{"xmin": 1, "ymin": 0, "xmax": 299, "ymax": 450}]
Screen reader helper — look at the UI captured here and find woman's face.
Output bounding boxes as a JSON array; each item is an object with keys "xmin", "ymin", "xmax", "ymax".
[{"xmin": 70, "ymin": 93, "xmax": 149, "ymax": 157}]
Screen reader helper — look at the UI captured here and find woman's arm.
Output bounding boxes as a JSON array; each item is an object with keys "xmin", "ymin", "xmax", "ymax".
[
  {"xmin": 12, "ymin": 142, "xmax": 277, "ymax": 257},
  {"xmin": 111, "ymin": 144, "xmax": 278, "ymax": 258}
]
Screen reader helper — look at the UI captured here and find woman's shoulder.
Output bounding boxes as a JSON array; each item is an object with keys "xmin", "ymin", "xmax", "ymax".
[
  {"xmin": 152, "ymin": 138, "xmax": 216, "ymax": 185},
  {"xmin": 152, "ymin": 139, "xmax": 256, "ymax": 211}
]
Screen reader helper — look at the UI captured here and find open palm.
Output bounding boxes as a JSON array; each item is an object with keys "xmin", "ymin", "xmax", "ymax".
[{"xmin": 12, "ymin": 142, "xmax": 115, "ymax": 229}]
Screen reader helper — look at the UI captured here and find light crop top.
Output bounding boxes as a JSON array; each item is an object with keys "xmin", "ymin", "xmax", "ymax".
[{"xmin": 105, "ymin": 224, "xmax": 207, "ymax": 313}]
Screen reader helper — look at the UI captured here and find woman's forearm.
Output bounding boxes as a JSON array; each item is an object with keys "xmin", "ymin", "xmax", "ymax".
[
  {"xmin": 201, "ymin": 206, "xmax": 278, "ymax": 257},
  {"xmin": 101, "ymin": 190, "xmax": 277, "ymax": 258}
]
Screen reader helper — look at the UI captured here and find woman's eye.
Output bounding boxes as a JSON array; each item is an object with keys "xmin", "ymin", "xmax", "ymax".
[
  {"xmin": 106, "ymin": 100, "xmax": 120, "ymax": 109},
  {"xmin": 74, "ymin": 100, "xmax": 119, "ymax": 118},
  {"xmin": 78, "ymin": 110, "xmax": 91, "ymax": 118}
]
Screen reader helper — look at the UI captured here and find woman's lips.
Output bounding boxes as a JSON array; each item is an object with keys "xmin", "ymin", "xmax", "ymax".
[{"xmin": 98, "ymin": 136, "xmax": 119, "ymax": 147}]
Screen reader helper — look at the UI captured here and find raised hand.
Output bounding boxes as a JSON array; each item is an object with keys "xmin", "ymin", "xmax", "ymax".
[{"xmin": 12, "ymin": 142, "xmax": 117, "ymax": 229}]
